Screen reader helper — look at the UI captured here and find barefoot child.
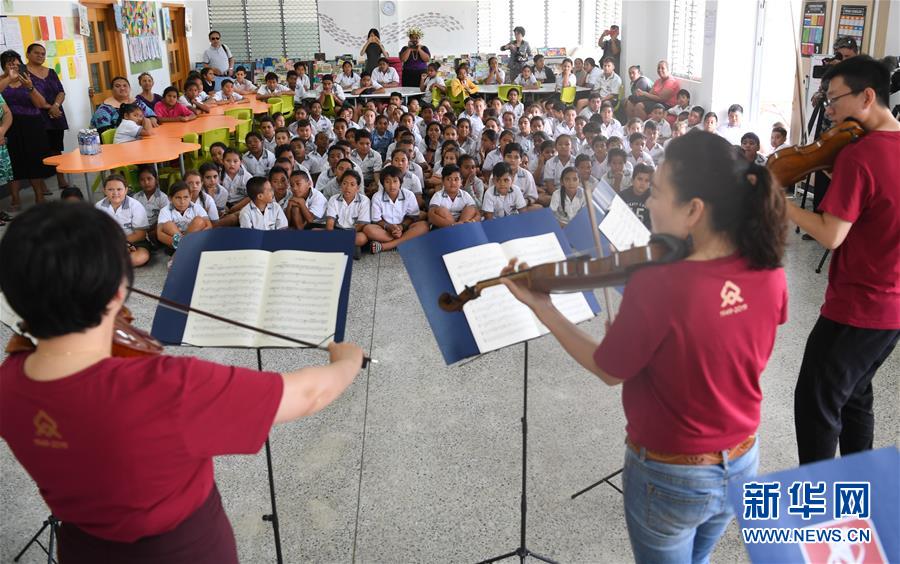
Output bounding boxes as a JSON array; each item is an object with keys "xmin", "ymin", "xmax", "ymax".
[
  {"xmin": 363, "ymin": 165, "xmax": 429, "ymax": 253},
  {"xmin": 325, "ymin": 170, "xmax": 371, "ymax": 258}
]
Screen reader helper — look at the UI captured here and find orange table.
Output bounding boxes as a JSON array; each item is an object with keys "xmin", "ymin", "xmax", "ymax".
[
  {"xmin": 43, "ymin": 138, "xmax": 201, "ymax": 202},
  {"xmin": 156, "ymin": 115, "xmax": 239, "ymax": 138},
  {"xmin": 205, "ymin": 95, "xmax": 269, "ymax": 115}
]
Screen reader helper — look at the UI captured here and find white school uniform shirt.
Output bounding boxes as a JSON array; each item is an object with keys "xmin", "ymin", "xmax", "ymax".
[
  {"xmin": 194, "ymin": 192, "xmax": 220, "ymax": 221},
  {"xmin": 667, "ymin": 104, "xmax": 690, "ymax": 117},
  {"xmin": 482, "ymin": 185, "xmax": 526, "ymax": 217},
  {"xmin": 627, "ymin": 150, "xmax": 656, "ymax": 170},
  {"xmin": 407, "ymin": 162, "xmax": 424, "ymax": 187},
  {"xmin": 239, "ymin": 202, "xmax": 288, "ymax": 230},
  {"xmin": 372, "ymin": 66, "xmax": 400, "ymax": 86},
  {"xmin": 461, "ymin": 112, "xmax": 484, "ymax": 136},
  {"xmin": 371, "ymin": 188, "xmax": 420, "ymax": 224},
  {"xmin": 158, "ymin": 201, "xmax": 209, "ymax": 232},
  {"xmin": 579, "ymin": 107, "xmax": 601, "ymax": 121},
  {"xmin": 599, "ymin": 119, "xmax": 625, "ymax": 142},
  {"xmin": 514, "ymin": 74, "xmax": 539, "ymax": 88},
  {"xmin": 646, "ymin": 142, "xmax": 665, "ymax": 167},
  {"xmin": 242, "ymin": 150, "xmax": 276, "ymax": 177},
  {"xmin": 422, "ymin": 75, "xmax": 444, "ymax": 92},
  {"xmin": 114, "ymin": 119, "xmax": 142, "ymax": 144},
  {"xmin": 591, "ymin": 157, "xmax": 633, "ymax": 180},
  {"xmin": 297, "ymin": 74, "xmax": 311, "ymax": 91},
  {"xmin": 460, "ymin": 136, "xmax": 480, "ymax": 157},
  {"xmin": 478, "ymin": 68, "xmax": 506, "ymax": 84},
  {"xmin": 292, "ymin": 81, "xmax": 308, "ymax": 104},
  {"xmin": 310, "ymin": 115, "xmax": 334, "ymax": 139},
  {"xmin": 222, "ymin": 166, "xmax": 254, "ymax": 203},
  {"xmin": 462, "ymin": 176, "xmax": 485, "ymax": 206},
  {"xmin": 533, "ymin": 67, "xmax": 552, "ymax": 82},
  {"xmin": 302, "ymin": 154, "xmax": 325, "ymax": 176},
  {"xmin": 550, "ymin": 187, "xmax": 586, "ymax": 226},
  {"xmin": 555, "ymin": 73, "xmax": 576, "ymax": 90},
  {"xmin": 319, "ymin": 178, "xmax": 342, "ymax": 200},
  {"xmin": 97, "ymin": 196, "xmax": 149, "ymax": 235},
  {"xmin": 481, "ymin": 148, "xmax": 503, "ymax": 173},
  {"xmin": 299, "ymin": 188, "xmax": 329, "ymax": 223},
  {"xmin": 770, "ymin": 142, "xmax": 790, "ymax": 155},
  {"xmin": 646, "ymin": 118, "xmax": 672, "ymax": 139},
  {"xmin": 429, "ymin": 189, "xmax": 476, "ymax": 219},
  {"xmin": 717, "ymin": 124, "xmax": 745, "ymax": 146},
  {"xmin": 554, "ymin": 121, "xmax": 577, "ymax": 139},
  {"xmin": 400, "ymin": 171, "xmax": 423, "ymax": 194},
  {"xmin": 501, "ymin": 102, "xmax": 524, "ymax": 120},
  {"xmin": 132, "ymin": 188, "xmax": 170, "ymax": 226},
  {"xmin": 315, "ymin": 168, "xmax": 338, "ymax": 192},
  {"xmin": 233, "ymin": 78, "xmax": 256, "ymax": 92},
  {"xmin": 326, "ymin": 192, "xmax": 371, "ymax": 229},
  {"xmin": 542, "ymin": 154, "xmax": 576, "ymax": 186},
  {"xmin": 257, "ymin": 83, "xmax": 291, "ymax": 96},
  {"xmin": 336, "ymin": 72, "xmax": 361, "ymax": 90},
  {"xmin": 261, "ymin": 134, "xmax": 278, "ymax": 154},
  {"xmin": 595, "ymin": 72, "xmax": 622, "ymax": 99},
  {"xmin": 583, "ymin": 67, "xmax": 603, "ymax": 89},
  {"xmin": 351, "ymin": 149, "xmax": 383, "ymax": 185},
  {"xmin": 513, "ymin": 168, "xmax": 538, "ymax": 201},
  {"xmin": 604, "ymin": 167, "xmax": 633, "ymax": 191},
  {"xmin": 206, "ymin": 185, "xmax": 229, "ymax": 213},
  {"xmin": 213, "ymin": 90, "xmax": 244, "ymax": 102}
]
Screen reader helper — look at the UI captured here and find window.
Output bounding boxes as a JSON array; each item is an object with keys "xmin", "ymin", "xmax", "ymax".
[
  {"xmin": 207, "ymin": 0, "xmax": 320, "ymax": 60},
  {"xmin": 668, "ymin": 0, "xmax": 705, "ymax": 80},
  {"xmin": 511, "ymin": 1, "xmax": 544, "ymax": 49},
  {"xmin": 547, "ymin": 0, "xmax": 582, "ymax": 48},
  {"xmin": 594, "ymin": 0, "xmax": 622, "ymax": 46},
  {"xmin": 477, "ymin": 0, "xmax": 512, "ymax": 53}
]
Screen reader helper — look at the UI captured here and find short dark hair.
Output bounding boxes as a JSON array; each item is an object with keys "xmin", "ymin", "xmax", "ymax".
[
  {"xmin": 268, "ymin": 167, "xmax": 288, "ymax": 181},
  {"xmin": 265, "ymin": 72, "xmax": 279, "ymax": 82},
  {"xmin": 503, "ymin": 142, "xmax": 523, "ymax": 157},
  {"xmin": 340, "ymin": 169, "xmax": 362, "ymax": 186},
  {"xmin": 728, "ymin": 104, "xmax": 744, "ymax": 114},
  {"xmin": 607, "ymin": 148, "xmax": 628, "ymax": 163},
  {"xmin": 208, "ymin": 30, "xmax": 221, "ymax": 39},
  {"xmin": 356, "ymin": 128, "xmax": 372, "ymax": 140},
  {"xmin": 691, "ymin": 105, "xmax": 705, "ymax": 115},
  {"xmin": 169, "ymin": 180, "xmax": 190, "ymax": 197},
  {"xmin": 643, "ymin": 120, "xmax": 658, "ymax": 133},
  {"xmin": 741, "ymin": 132, "xmax": 761, "ymax": 145},
  {"xmin": 492, "ymin": 162, "xmax": 512, "ymax": 179},
  {"xmin": 221, "ymin": 78, "xmax": 234, "ymax": 87},
  {"xmin": 60, "ymin": 186, "xmax": 85, "ymax": 200},
  {"xmin": 162, "ymin": 85, "xmax": 179, "ymax": 98},
  {"xmin": 633, "ymin": 163, "xmax": 654, "ymax": 178},
  {"xmin": 822, "ymin": 55, "xmax": 892, "ymax": 107},
  {"xmin": 677, "ymin": 89, "xmax": 691, "ymax": 99},
  {"xmin": 574, "ymin": 153, "xmax": 592, "ymax": 166},
  {"xmin": 380, "ymin": 165, "xmax": 403, "ymax": 183},
  {"xmin": 274, "ymin": 144, "xmax": 292, "ymax": 158},
  {"xmin": 629, "ymin": 132, "xmax": 646, "ymax": 144},
  {"xmin": 441, "ymin": 164, "xmax": 461, "ymax": 179},
  {"xmin": 772, "ymin": 126, "xmax": 788, "ymax": 138},
  {"xmin": 247, "ymin": 176, "xmax": 269, "ymax": 200},
  {"xmin": 200, "ymin": 162, "xmax": 219, "ymax": 176},
  {"xmin": 0, "ymin": 202, "xmax": 133, "ymax": 339},
  {"xmin": 245, "ymin": 131, "xmax": 263, "ymax": 143}
]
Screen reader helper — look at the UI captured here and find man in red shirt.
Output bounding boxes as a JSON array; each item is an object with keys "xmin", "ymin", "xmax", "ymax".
[
  {"xmin": 786, "ymin": 56, "xmax": 900, "ymax": 464},
  {"xmin": 0, "ymin": 202, "xmax": 364, "ymax": 562}
]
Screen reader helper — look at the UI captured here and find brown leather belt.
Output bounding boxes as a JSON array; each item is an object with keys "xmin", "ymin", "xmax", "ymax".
[{"xmin": 626, "ymin": 435, "xmax": 756, "ymax": 466}]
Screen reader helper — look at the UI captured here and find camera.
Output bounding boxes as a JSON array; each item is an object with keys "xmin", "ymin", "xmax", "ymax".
[{"xmin": 812, "ymin": 53, "xmax": 843, "ymax": 79}]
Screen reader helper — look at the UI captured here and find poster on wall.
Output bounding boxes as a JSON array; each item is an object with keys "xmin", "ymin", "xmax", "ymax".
[
  {"xmin": 800, "ymin": 1, "xmax": 826, "ymax": 56},
  {"xmin": 122, "ymin": 0, "xmax": 162, "ymax": 74},
  {"xmin": 837, "ymin": 5, "xmax": 867, "ymax": 52},
  {"xmin": 77, "ymin": 4, "xmax": 90, "ymax": 37},
  {"xmin": 184, "ymin": 8, "xmax": 192, "ymax": 37}
]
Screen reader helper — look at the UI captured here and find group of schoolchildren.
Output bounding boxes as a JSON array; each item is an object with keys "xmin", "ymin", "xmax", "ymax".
[{"xmin": 93, "ymin": 54, "xmax": 790, "ymax": 266}]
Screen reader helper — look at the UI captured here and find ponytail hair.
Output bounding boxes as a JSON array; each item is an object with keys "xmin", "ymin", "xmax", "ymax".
[{"xmin": 664, "ymin": 131, "xmax": 786, "ymax": 269}]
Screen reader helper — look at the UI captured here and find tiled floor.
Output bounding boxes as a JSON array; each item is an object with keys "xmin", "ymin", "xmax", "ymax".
[{"xmin": 1, "ymin": 186, "xmax": 897, "ymax": 563}]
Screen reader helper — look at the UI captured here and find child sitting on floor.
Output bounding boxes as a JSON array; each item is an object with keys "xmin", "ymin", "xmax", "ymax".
[
  {"xmin": 428, "ymin": 165, "xmax": 480, "ymax": 228},
  {"xmin": 549, "ymin": 166, "xmax": 586, "ymax": 226},
  {"xmin": 286, "ymin": 168, "xmax": 327, "ymax": 229},
  {"xmin": 325, "ymin": 170, "xmax": 371, "ymax": 258},
  {"xmin": 459, "ymin": 154, "xmax": 485, "ymax": 207},
  {"xmin": 320, "ymin": 158, "xmax": 356, "ymax": 200},
  {"xmin": 157, "ymin": 181, "xmax": 212, "ymax": 252},
  {"xmin": 482, "ymin": 162, "xmax": 527, "ymax": 219},
  {"xmin": 96, "ymin": 174, "xmax": 151, "ymax": 267},
  {"xmin": 131, "ymin": 166, "xmax": 168, "ymax": 243},
  {"xmin": 618, "ymin": 163, "xmax": 653, "ymax": 229},
  {"xmin": 239, "ymin": 176, "xmax": 288, "ymax": 230},
  {"xmin": 364, "ymin": 165, "xmax": 429, "ymax": 254},
  {"xmin": 604, "ymin": 148, "xmax": 632, "ymax": 192}
]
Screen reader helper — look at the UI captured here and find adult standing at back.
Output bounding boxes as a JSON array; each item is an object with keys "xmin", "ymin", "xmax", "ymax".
[
  {"xmin": 598, "ymin": 25, "xmax": 622, "ymax": 75},
  {"xmin": 360, "ymin": 29, "xmax": 389, "ymax": 76},
  {"xmin": 202, "ymin": 31, "xmax": 234, "ymax": 77},
  {"xmin": 399, "ymin": 29, "xmax": 431, "ymax": 88},
  {"xmin": 25, "ymin": 43, "xmax": 71, "ymax": 191},
  {"xmin": 500, "ymin": 27, "xmax": 532, "ymax": 83}
]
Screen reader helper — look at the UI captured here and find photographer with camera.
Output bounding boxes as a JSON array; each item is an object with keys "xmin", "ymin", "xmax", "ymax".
[
  {"xmin": 500, "ymin": 26, "xmax": 532, "ymax": 84},
  {"xmin": 399, "ymin": 28, "xmax": 431, "ymax": 88}
]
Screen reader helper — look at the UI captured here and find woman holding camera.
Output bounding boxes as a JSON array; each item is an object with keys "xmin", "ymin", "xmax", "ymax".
[
  {"xmin": 399, "ymin": 29, "xmax": 431, "ymax": 88},
  {"xmin": 500, "ymin": 26, "xmax": 531, "ymax": 83}
]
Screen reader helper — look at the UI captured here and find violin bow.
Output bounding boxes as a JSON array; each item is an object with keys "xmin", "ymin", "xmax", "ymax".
[
  {"xmin": 581, "ymin": 180, "xmax": 615, "ymax": 324},
  {"xmin": 127, "ymin": 286, "xmax": 376, "ymax": 367}
]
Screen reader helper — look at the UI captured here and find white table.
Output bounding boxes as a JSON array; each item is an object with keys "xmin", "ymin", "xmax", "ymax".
[
  {"xmin": 477, "ymin": 84, "xmax": 590, "ymax": 97},
  {"xmin": 302, "ymin": 86, "xmax": 425, "ymax": 101}
]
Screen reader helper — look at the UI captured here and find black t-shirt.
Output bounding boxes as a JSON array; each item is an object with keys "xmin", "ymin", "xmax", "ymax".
[
  {"xmin": 619, "ymin": 187, "xmax": 652, "ymax": 229},
  {"xmin": 601, "ymin": 39, "xmax": 621, "ymax": 73}
]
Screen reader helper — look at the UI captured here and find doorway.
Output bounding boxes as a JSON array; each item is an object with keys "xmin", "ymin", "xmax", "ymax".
[
  {"xmin": 165, "ymin": 5, "xmax": 191, "ymax": 90},
  {"xmin": 84, "ymin": 4, "xmax": 126, "ymax": 109}
]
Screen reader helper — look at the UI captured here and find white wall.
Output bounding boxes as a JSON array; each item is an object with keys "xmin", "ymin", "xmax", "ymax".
[
  {"xmin": 185, "ymin": 0, "xmax": 211, "ymax": 64},
  {"xmin": 317, "ymin": 0, "xmax": 477, "ymax": 61},
  {"xmin": 11, "ymin": 0, "xmax": 188, "ymax": 152}
]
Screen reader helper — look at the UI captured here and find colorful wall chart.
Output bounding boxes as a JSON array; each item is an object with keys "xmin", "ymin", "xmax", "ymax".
[
  {"xmin": 837, "ymin": 5, "xmax": 867, "ymax": 51},
  {"xmin": 0, "ymin": 14, "xmax": 82, "ymax": 80},
  {"xmin": 123, "ymin": 0, "xmax": 163, "ymax": 74},
  {"xmin": 800, "ymin": 1, "xmax": 826, "ymax": 56}
]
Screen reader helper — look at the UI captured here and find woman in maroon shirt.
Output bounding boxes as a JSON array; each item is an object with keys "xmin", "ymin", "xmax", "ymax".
[
  {"xmin": 502, "ymin": 131, "xmax": 788, "ymax": 562},
  {"xmin": 0, "ymin": 203, "xmax": 364, "ymax": 563}
]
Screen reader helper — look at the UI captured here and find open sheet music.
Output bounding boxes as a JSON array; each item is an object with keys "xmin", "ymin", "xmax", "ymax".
[
  {"xmin": 442, "ymin": 233, "xmax": 595, "ymax": 354},
  {"xmin": 599, "ymin": 195, "xmax": 652, "ymax": 250},
  {"xmin": 181, "ymin": 249, "xmax": 347, "ymax": 347}
]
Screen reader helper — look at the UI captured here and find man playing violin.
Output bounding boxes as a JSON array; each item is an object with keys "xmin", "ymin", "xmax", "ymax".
[
  {"xmin": 785, "ymin": 56, "xmax": 900, "ymax": 464},
  {"xmin": 0, "ymin": 202, "xmax": 364, "ymax": 563},
  {"xmin": 502, "ymin": 131, "xmax": 788, "ymax": 562}
]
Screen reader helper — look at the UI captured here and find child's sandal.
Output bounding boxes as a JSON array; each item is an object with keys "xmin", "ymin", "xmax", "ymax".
[{"xmin": 370, "ymin": 241, "xmax": 383, "ymax": 254}]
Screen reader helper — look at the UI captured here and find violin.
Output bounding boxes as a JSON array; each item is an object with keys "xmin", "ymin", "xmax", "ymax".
[
  {"xmin": 766, "ymin": 119, "xmax": 866, "ymax": 187},
  {"xmin": 5, "ymin": 306, "xmax": 164, "ymax": 357},
  {"xmin": 438, "ymin": 234, "xmax": 690, "ymax": 312}
]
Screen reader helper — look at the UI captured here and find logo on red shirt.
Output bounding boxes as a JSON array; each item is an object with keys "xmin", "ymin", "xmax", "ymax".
[
  {"xmin": 799, "ymin": 518, "xmax": 888, "ymax": 563},
  {"xmin": 720, "ymin": 280, "xmax": 749, "ymax": 317},
  {"xmin": 33, "ymin": 410, "xmax": 68, "ymax": 449}
]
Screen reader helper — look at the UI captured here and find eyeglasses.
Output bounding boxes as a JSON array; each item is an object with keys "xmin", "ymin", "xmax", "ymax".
[{"xmin": 823, "ymin": 90, "xmax": 858, "ymax": 108}]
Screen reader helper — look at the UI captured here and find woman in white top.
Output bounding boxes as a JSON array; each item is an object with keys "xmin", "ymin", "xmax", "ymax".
[{"xmin": 555, "ymin": 58, "xmax": 576, "ymax": 91}]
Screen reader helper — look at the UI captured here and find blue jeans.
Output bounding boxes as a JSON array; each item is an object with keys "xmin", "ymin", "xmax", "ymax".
[{"xmin": 622, "ymin": 437, "xmax": 760, "ymax": 564}]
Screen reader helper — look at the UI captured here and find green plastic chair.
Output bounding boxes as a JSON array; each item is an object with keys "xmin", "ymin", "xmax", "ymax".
[
  {"xmin": 200, "ymin": 127, "xmax": 231, "ymax": 157},
  {"xmin": 321, "ymin": 94, "xmax": 337, "ymax": 118},
  {"xmin": 231, "ymin": 119, "xmax": 251, "ymax": 152},
  {"xmin": 158, "ymin": 132, "xmax": 201, "ymax": 189},
  {"xmin": 279, "ymin": 94, "xmax": 295, "ymax": 114},
  {"xmin": 446, "ymin": 79, "xmax": 467, "ymax": 113},
  {"xmin": 224, "ymin": 107, "xmax": 252, "ymax": 122},
  {"xmin": 497, "ymin": 84, "xmax": 522, "ymax": 102},
  {"xmin": 101, "ymin": 128, "xmax": 116, "ymax": 145},
  {"xmin": 560, "ymin": 86, "xmax": 577, "ymax": 105},
  {"xmin": 93, "ymin": 128, "xmax": 136, "ymax": 192},
  {"xmin": 267, "ymin": 99, "xmax": 283, "ymax": 117},
  {"xmin": 430, "ymin": 85, "xmax": 443, "ymax": 108}
]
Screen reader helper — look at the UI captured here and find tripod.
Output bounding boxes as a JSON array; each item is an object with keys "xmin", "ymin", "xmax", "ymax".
[
  {"xmin": 13, "ymin": 515, "xmax": 60, "ymax": 564},
  {"xmin": 477, "ymin": 341, "xmax": 557, "ymax": 564},
  {"xmin": 258, "ymin": 349, "xmax": 285, "ymax": 564}
]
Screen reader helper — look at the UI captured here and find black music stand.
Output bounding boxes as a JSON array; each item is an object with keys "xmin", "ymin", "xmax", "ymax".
[
  {"xmin": 13, "ymin": 515, "xmax": 59, "ymax": 564},
  {"xmin": 476, "ymin": 341, "xmax": 557, "ymax": 564}
]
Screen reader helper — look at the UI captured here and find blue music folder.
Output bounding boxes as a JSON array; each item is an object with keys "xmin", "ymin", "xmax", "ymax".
[
  {"xmin": 727, "ymin": 447, "xmax": 899, "ymax": 563},
  {"xmin": 399, "ymin": 209, "xmax": 600, "ymax": 365},
  {"xmin": 151, "ymin": 228, "xmax": 357, "ymax": 345}
]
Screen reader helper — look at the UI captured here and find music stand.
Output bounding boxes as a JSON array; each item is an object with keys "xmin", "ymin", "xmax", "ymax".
[
  {"xmin": 13, "ymin": 515, "xmax": 59, "ymax": 564},
  {"xmin": 150, "ymin": 228, "xmax": 357, "ymax": 564}
]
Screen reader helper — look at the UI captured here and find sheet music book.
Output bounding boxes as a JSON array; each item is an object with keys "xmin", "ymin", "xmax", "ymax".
[
  {"xmin": 442, "ymin": 233, "xmax": 595, "ymax": 354},
  {"xmin": 181, "ymin": 250, "xmax": 346, "ymax": 347},
  {"xmin": 599, "ymin": 195, "xmax": 652, "ymax": 250}
]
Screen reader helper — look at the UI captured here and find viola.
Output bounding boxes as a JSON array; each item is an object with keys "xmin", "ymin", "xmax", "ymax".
[
  {"xmin": 766, "ymin": 119, "xmax": 866, "ymax": 187},
  {"xmin": 5, "ymin": 306, "xmax": 164, "ymax": 357},
  {"xmin": 438, "ymin": 234, "xmax": 690, "ymax": 312}
]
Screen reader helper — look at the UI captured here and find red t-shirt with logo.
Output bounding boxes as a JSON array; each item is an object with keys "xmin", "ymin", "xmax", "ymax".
[
  {"xmin": 0, "ymin": 353, "xmax": 283, "ymax": 542},
  {"xmin": 818, "ymin": 130, "xmax": 900, "ymax": 330},
  {"xmin": 593, "ymin": 254, "xmax": 787, "ymax": 454}
]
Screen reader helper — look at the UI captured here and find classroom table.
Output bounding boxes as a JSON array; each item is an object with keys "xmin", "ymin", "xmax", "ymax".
[
  {"xmin": 477, "ymin": 84, "xmax": 590, "ymax": 98},
  {"xmin": 156, "ymin": 115, "xmax": 240, "ymax": 138},
  {"xmin": 43, "ymin": 138, "xmax": 201, "ymax": 203},
  {"xmin": 205, "ymin": 95, "xmax": 270, "ymax": 115},
  {"xmin": 301, "ymin": 85, "xmax": 425, "ymax": 101}
]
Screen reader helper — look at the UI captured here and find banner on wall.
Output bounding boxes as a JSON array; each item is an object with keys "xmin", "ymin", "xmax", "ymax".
[
  {"xmin": 0, "ymin": 14, "xmax": 82, "ymax": 80},
  {"xmin": 837, "ymin": 5, "xmax": 867, "ymax": 52},
  {"xmin": 800, "ymin": 1, "xmax": 826, "ymax": 56},
  {"xmin": 122, "ymin": 0, "xmax": 162, "ymax": 74}
]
